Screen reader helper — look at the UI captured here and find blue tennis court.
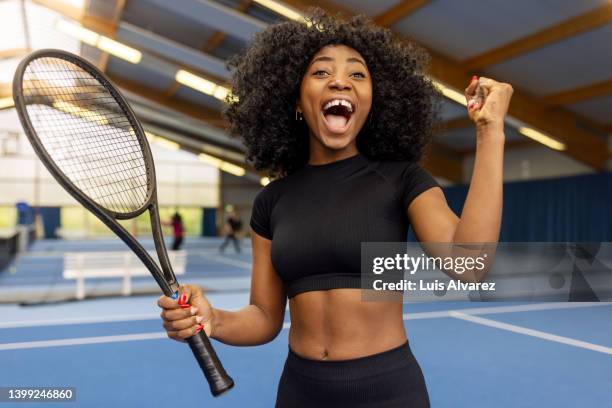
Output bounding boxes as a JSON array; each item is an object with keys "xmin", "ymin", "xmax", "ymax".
[{"xmin": 1, "ymin": 238, "xmax": 611, "ymax": 407}]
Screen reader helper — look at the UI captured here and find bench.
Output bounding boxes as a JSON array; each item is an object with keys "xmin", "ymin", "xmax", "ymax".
[{"xmin": 63, "ymin": 250, "xmax": 187, "ymax": 299}]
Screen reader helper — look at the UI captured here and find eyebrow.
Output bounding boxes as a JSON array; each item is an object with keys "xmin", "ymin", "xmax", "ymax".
[{"xmin": 311, "ymin": 56, "xmax": 367, "ymax": 69}]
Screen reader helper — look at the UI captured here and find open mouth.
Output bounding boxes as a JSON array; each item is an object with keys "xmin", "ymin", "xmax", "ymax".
[{"xmin": 321, "ymin": 99, "xmax": 354, "ymax": 134}]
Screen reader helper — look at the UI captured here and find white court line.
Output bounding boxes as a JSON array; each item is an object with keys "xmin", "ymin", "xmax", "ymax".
[
  {"xmin": 0, "ymin": 313, "xmax": 160, "ymax": 329},
  {"xmin": 0, "ymin": 332, "xmax": 167, "ymax": 351},
  {"xmin": 450, "ymin": 311, "xmax": 612, "ymax": 355},
  {"xmin": 403, "ymin": 301, "xmax": 611, "ymax": 320},
  {"xmin": 2, "ymin": 302, "xmax": 611, "ymax": 351},
  {"xmin": 0, "ymin": 302, "xmax": 609, "ymax": 330}
]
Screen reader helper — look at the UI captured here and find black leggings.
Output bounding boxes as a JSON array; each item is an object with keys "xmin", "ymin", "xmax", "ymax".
[{"xmin": 275, "ymin": 341, "xmax": 430, "ymax": 408}]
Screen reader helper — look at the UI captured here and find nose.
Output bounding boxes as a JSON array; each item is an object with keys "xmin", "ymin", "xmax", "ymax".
[{"xmin": 328, "ymin": 77, "xmax": 352, "ymax": 91}]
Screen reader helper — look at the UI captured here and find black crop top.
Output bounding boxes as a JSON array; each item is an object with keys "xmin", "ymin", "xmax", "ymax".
[{"xmin": 250, "ymin": 153, "xmax": 439, "ymax": 298}]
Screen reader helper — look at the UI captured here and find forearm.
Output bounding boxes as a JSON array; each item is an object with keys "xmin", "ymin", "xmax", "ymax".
[
  {"xmin": 211, "ymin": 304, "xmax": 282, "ymax": 346},
  {"xmin": 453, "ymin": 125, "xmax": 505, "ymax": 244}
]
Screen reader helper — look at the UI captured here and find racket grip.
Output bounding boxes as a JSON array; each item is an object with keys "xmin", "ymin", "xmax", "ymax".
[{"xmin": 187, "ymin": 330, "xmax": 234, "ymax": 396}]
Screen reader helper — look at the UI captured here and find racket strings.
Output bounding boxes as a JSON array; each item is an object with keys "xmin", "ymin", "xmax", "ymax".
[{"xmin": 21, "ymin": 57, "xmax": 150, "ymax": 214}]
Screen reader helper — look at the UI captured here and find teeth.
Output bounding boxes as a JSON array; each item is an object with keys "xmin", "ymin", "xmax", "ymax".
[{"xmin": 323, "ymin": 99, "xmax": 353, "ymax": 113}]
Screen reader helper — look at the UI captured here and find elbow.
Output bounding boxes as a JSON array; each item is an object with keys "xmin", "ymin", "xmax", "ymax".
[{"xmin": 251, "ymin": 303, "xmax": 285, "ymax": 345}]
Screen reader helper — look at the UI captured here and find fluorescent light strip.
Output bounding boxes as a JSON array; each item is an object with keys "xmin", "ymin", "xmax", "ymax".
[
  {"xmin": 0, "ymin": 97, "xmax": 14, "ymax": 109},
  {"xmin": 53, "ymin": 101, "xmax": 109, "ymax": 125},
  {"xmin": 55, "ymin": 20, "xmax": 141, "ymax": 64},
  {"xmin": 98, "ymin": 36, "xmax": 142, "ymax": 64},
  {"xmin": 55, "ymin": 19, "xmax": 98, "ymax": 45},
  {"xmin": 519, "ymin": 127, "xmax": 566, "ymax": 151},
  {"xmin": 199, "ymin": 153, "xmax": 245, "ymax": 177},
  {"xmin": 145, "ymin": 132, "xmax": 180, "ymax": 150},
  {"xmin": 175, "ymin": 70, "xmax": 230, "ymax": 102},
  {"xmin": 432, "ymin": 79, "xmax": 467, "ymax": 106},
  {"xmin": 253, "ymin": 0, "xmax": 304, "ymax": 21}
]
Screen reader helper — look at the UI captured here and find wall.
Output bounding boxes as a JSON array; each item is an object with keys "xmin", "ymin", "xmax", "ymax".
[{"xmin": 0, "ymin": 109, "xmax": 220, "ymax": 208}]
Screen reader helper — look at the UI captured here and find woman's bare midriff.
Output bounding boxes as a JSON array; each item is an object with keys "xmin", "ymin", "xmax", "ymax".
[{"xmin": 288, "ymin": 289, "xmax": 407, "ymax": 361}]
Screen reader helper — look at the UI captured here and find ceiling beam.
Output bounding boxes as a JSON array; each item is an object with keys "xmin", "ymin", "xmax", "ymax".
[
  {"xmin": 118, "ymin": 22, "xmax": 230, "ymax": 80},
  {"xmin": 0, "ymin": 83, "xmax": 10, "ymax": 96},
  {"xmin": 280, "ymin": 0, "xmax": 608, "ymax": 169},
  {"xmin": 202, "ymin": 0, "xmax": 254, "ymax": 53},
  {"xmin": 32, "ymin": 0, "xmax": 113, "ymax": 35},
  {"xmin": 143, "ymin": 0, "xmax": 266, "ymax": 43},
  {"xmin": 374, "ymin": 0, "xmax": 429, "ymax": 27},
  {"xmin": 542, "ymin": 79, "xmax": 612, "ymax": 107},
  {"xmin": 0, "ymin": 48, "xmax": 30, "ymax": 59},
  {"xmin": 463, "ymin": 3, "xmax": 612, "ymax": 70}
]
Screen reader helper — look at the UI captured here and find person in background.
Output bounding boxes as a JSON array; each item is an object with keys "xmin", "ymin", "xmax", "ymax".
[
  {"xmin": 168, "ymin": 212, "xmax": 184, "ymax": 250},
  {"xmin": 219, "ymin": 205, "xmax": 242, "ymax": 254}
]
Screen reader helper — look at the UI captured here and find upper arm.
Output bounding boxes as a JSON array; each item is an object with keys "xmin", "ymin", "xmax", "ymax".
[
  {"xmin": 249, "ymin": 228, "xmax": 286, "ymax": 335},
  {"xmin": 407, "ymin": 186, "xmax": 459, "ymax": 243}
]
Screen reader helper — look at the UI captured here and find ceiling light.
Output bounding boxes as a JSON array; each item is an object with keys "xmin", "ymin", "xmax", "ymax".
[
  {"xmin": 519, "ymin": 127, "xmax": 566, "ymax": 151},
  {"xmin": 55, "ymin": 19, "xmax": 98, "ymax": 46},
  {"xmin": 253, "ymin": 0, "xmax": 304, "ymax": 21},
  {"xmin": 0, "ymin": 96, "xmax": 14, "ymax": 109},
  {"xmin": 145, "ymin": 132, "xmax": 180, "ymax": 150},
  {"xmin": 433, "ymin": 79, "xmax": 467, "ymax": 106},
  {"xmin": 55, "ymin": 19, "xmax": 141, "ymax": 64},
  {"xmin": 260, "ymin": 177, "xmax": 270, "ymax": 186},
  {"xmin": 220, "ymin": 162, "xmax": 246, "ymax": 176},
  {"xmin": 175, "ymin": 70, "xmax": 230, "ymax": 102},
  {"xmin": 199, "ymin": 153, "xmax": 245, "ymax": 176},
  {"xmin": 213, "ymin": 86, "xmax": 229, "ymax": 101},
  {"xmin": 53, "ymin": 101, "xmax": 109, "ymax": 125},
  {"xmin": 98, "ymin": 36, "xmax": 142, "ymax": 64}
]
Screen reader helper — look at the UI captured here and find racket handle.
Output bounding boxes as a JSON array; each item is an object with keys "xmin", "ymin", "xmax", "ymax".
[{"xmin": 187, "ymin": 331, "xmax": 234, "ymax": 396}]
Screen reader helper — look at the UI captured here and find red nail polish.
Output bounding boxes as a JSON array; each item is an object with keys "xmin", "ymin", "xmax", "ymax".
[
  {"xmin": 178, "ymin": 294, "xmax": 187, "ymax": 305},
  {"xmin": 195, "ymin": 324, "xmax": 204, "ymax": 333},
  {"xmin": 471, "ymin": 75, "xmax": 478, "ymax": 83},
  {"xmin": 180, "ymin": 304, "xmax": 190, "ymax": 309}
]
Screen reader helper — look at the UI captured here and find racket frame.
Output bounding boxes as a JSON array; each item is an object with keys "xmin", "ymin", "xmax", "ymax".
[
  {"xmin": 13, "ymin": 49, "xmax": 235, "ymax": 397},
  {"xmin": 12, "ymin": 49, "xmax": 177, "ymax": 295}
]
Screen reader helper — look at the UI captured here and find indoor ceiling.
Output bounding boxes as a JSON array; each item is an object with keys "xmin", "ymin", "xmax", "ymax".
[{"xmin": 1, "ymin": 0, "xmax": 611, "ymax": 183}]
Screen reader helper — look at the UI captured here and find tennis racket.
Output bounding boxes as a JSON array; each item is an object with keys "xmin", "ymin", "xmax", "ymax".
[{"xmin": 12, "ymin": 49, "xmax": 234, "ymax": 397}]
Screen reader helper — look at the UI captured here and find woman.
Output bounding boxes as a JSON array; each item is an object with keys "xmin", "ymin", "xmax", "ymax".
[
  {"xmin": 158, "ymin": 9, "xmax": 512, "ymax": 407},
  {"xmin": 170, "ymin": 212, "xmax": 184, "ymax": 251}
]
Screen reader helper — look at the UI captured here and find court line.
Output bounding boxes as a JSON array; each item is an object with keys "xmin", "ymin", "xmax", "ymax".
[
  {"xmin": 450, "ymin": 311, "xmax": 612, "ymax": 355},
  {"xmin": 0, "ymin": 332, "xmax": 167, "ymax": 351},
  {"xmin": 0, "ymin": 313, "xmax": 160, "ymax": 329},
  {"xmin": 3, "ymin": 304, "xmax": 610, "ymax": 351},
  {"xmin": 403, "ymin": 301, "xmax": 611, "ymax": 320},
  {"xmin": 0, "ymin": 301, "xmax": 608, "ymax": 329}
]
